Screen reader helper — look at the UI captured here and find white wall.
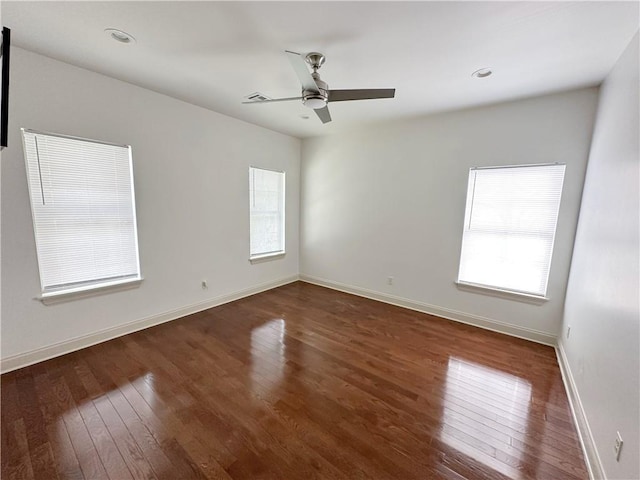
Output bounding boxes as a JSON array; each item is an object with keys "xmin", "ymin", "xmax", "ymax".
[
  {"xmin": 1, "ymin": 48, "xmax": 300, "ymax": 369},
  {"xmin": 301, "ymin": 88, "xmax": 599, "ymax": 343},
  {"xmin": 559, "ymin": 33, "xmax": 639, "ymax": 480}
]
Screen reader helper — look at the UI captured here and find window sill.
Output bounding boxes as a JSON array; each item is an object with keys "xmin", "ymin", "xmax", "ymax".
[
  {"xmin": 249, "ymin": 252, "xmax": 285, "ymax": 264},
  {"xmin": 454, "ymin": 281, "xmax": 549, "ymax": 305},
  {"xmin": 37, "ymin": 277, "xmax": 143, "ymax": 305}
]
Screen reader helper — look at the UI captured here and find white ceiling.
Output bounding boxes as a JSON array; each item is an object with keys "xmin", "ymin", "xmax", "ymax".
[{"xmin": 3, "ymin": 1, "xmax": 639, "ymax": 138}]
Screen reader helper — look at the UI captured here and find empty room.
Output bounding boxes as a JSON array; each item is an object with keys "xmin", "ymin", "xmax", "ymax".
[{"xmin": 1, "ymin": 2, "xmax": 638, "ymax": 479}]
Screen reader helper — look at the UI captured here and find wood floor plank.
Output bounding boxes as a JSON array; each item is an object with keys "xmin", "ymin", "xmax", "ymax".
[
  {"xmin": 119, "ymin": 379, "xmax": 225, "ymax": 480},
  {"xmin": 28, "ymin": 442, "xmax": 60, "ymax": 480},
  {"xmin": 5, "ymin": 418, "xmax": 36, "ymax": 480},
  {"xmin": 47, "ymin": 359, "xmax": 134, "ymax": 480},
  {"xmin": 50, "ymin": 376, "xmax": 110, "ymax": 480},
  {"xmin": 30, "ymin": 368, "xmax": 84, "ymax": 480},
  {"xmin": 1, "ymin": 375, "xmax": 23, "ymax": 474},
  {"xmin": 1, "ymin": 282, "xmax": 588, "ymax": 479},
  {"xmin": 107, "ymin": 385, "xmax": 187, "ymax": 479},
  {"xmin": 87, "ymin": 345, "xmax": 235, "ymax": 480},
  {"xmin": 139, "ymin": 340, "xmax": 311, "ymax": 480}
]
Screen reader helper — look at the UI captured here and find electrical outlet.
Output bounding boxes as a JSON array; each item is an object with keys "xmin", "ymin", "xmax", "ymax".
[
  {"xmin": 614, "ymin": 431, "xmax": 623, "ymax": 461},
  {"xmin": 567, "ymin": 326, "xmax": 571, "ymax": 338},
  {"xmin": 201, "ymin": 280, "xmax": 208, "ymax": 290},
  {"xmin": 387, "ymin": 276, "xmax": 394, "ymax": 285}
]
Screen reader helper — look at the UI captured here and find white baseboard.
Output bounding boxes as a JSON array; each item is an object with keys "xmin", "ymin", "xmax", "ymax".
[
  {"xmin": 299, "ymin": 274, "xmax": 556, "ymax": 346},
  {"xmin": 556, "ymin": 342, "xmax": 605, "ymax": 480},
  {"xmin": 0, "ymin": 275, "xmax": 299, "ymax": 374}
]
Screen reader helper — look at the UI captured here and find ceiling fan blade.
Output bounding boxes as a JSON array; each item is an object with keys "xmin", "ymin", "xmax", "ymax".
[
  {"xmin": 328, "ymin": 89, "xmax": 396, "ymax": 102},
  {"xmin": 314, "ymin": 106, "xmax": 332, "ymax": 124},
  {"xmin": 285, "ymin": 50, "xmax": 319, "ymax": 93},
  {"xmin": 242, "ymin": 97, "xmax": 302, "ymax": 104}
]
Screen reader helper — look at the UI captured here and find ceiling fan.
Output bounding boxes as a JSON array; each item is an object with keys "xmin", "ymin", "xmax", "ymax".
[{"xmin": 243, "ymin": 51, "xmax": 396, "ymax": 124}]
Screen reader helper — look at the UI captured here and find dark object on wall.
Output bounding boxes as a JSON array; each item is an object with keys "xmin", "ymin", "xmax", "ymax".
[{"xmin": 1, "ymin": 27, "xmax": 11, "ymax": 149}]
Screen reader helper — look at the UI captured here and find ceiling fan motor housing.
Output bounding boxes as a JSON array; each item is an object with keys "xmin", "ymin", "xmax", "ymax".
[{"xmin": 303, "ymin": 75, "xmax": 329, "ymax": 109}]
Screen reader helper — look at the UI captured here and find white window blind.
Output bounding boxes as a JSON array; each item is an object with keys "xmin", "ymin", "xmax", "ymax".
[
  {"xmin": 457, "ymin": 164, "xmax": 565, "ymax": 297},
  {"xmin": 249, "ymin": 167, "xmax": 285, "ymax": 258},
  {"xmin": 22, "ymin": 129, "xmax": 141, "ymax": 296}
]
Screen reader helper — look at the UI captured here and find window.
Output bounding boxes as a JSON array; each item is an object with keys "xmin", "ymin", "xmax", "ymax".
[
  {"xmin": 22, "ymin": 129, "xmax": 141, "ymax": 298},
  {"xmin": 457, "ymin": 163, "xmax": 565, "ymax": 298},
  {"xmin": 249, "ymin": 167, "xmax": 285, "ymax": 259}
]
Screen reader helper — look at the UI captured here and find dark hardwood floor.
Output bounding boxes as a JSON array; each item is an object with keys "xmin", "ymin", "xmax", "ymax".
[{"xmin": 2, "ymin": 281, "xmax": 588, "ymax": 480}]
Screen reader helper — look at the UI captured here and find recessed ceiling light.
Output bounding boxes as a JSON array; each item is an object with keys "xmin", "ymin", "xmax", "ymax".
[
  {"xmin": 472, "ymin": 68, "xmax": 492, "ymax": 78},
  {"xmin": 105, "ymin": 28, "xmax": 136, "ymax": 44},
  {"xmin": 299, "ymin": 114, "xmax": 310, "ymax": 120}
]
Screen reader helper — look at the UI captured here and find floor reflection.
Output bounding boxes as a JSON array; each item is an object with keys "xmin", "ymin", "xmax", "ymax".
[
  {"xmin": 138, "ymin": 371, "xmax": 157, "ymax": 408},
  {"xmin": 441, "ymin": 357, "xmax": 532, "ymax": 479},
  {"xmin": 250, "ymin": 318, "xmax": 286, "ymax": 396}
]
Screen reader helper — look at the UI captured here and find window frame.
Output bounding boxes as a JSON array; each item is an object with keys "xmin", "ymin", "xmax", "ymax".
[
  {"xmin": 21, "ymin": 128, "xmax": 142, "ymax": 301},
  {"xmin": 248, "ymin": 166, "xmax": 286, "ymax": 262},
  {"xmin": 456, "ymin": 163, "xmax": 566, "ymax": 301}
]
